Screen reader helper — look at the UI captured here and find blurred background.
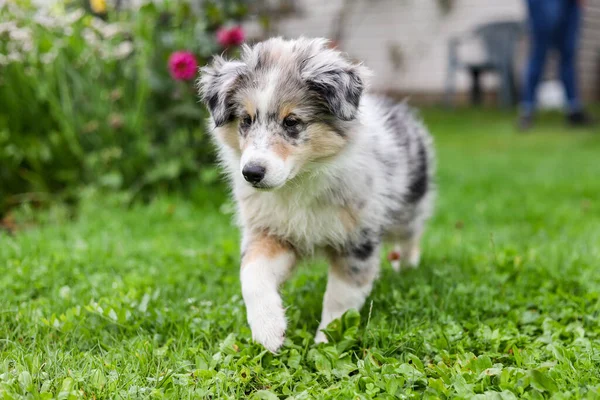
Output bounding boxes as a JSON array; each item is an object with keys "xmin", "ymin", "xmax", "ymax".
[
  {"xmin": 0, "ymin": 0, "xmax": 599, "ymax": 223},
  {"xmin": 271, "ymin": 0, "xmax": 599, "ymax": 107}
]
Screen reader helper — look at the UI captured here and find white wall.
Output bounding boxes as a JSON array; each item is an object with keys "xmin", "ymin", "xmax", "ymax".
[
  {"xmin": 275, "ymin": 0, "xmax": 527, "ymax": 94},
  {"xmin": 580, "ymin": 0, "xmax": 600, "ymax": 100}
]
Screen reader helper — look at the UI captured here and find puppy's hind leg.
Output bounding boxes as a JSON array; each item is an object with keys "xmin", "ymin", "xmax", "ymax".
[
  {"xmin": 401, "ymin": 233, "xmax": 422, "ymax": 269},
  {"xmin": 315, "ymin": 239, "xmax": 380, "ymax": 343},
  {"xmin": 390, "ymin": 231, "xmax": 422, "ymax": 272},
  {"xmin": 389, "ymin": 244, "xmax": 402, "ymax": 272}
]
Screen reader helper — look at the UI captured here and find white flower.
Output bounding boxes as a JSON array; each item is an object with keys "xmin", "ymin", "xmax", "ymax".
[
  {"xmin": 0, "ymin": 21, "xmax": 18, "ymax": 34},
  {"xmin": 100, "ymin": 23, "xmax": 124, "ymax": 39},
  {"xmin": 34, "ymin": 14, "xmax": 58, "ymax": 29},
  {"xmin": 90, "ymin": 17, "xmax": 107, "ymax": 32},
  {"xmin": 82, "ymin": 28, "xmax": 99, "ymax": 45},
  {"xmin": 8, "ymin": 27, "xmax": 34, "ymax": 54},
  {"xmin": 31, "ymin": 0, "xmax": 61, "ymax": 9},
  {"xmin": 21, "ymin": 40, "xmax": 34, "ymax": 52},
  {"xmin": 8, "ymin": 52, "xmax": 23, "ymax": 63},
  {"xmin": 9, "ymin": 27, "xmax": 31, "ymax": 42},
  {"xmin": 64, "ymin": 8, "xmax": 85, "ymax": 24},
  {"xmin": 3, "ymin": 2, "xmax": 23, "ymax": 16},
  {"xmin": 0, "ymin": 54, "xmax": 8, "ymax": 66},
  {"xmin": 41, "ymin": 51, "xmax": 57, "ymax": 64},
  {"xmin": 113, "ymin": 41, "xmax": 133, "ymax": 59}
]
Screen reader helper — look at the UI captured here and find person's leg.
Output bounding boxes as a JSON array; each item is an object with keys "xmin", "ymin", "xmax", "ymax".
[
  {"xmin": 558, "ymin": 0, "xmax": 595, "ymax": 126},
  {"xmin": 558, "ymin": 0, "xmax": 582, "ymax": 113},
  {"xmin": 519, "ymin": 0, "xmax": 562, "ymax": 129},
  {"xmin": 521, "ymin": 0, "xmax": 553, "ymax": 115}
]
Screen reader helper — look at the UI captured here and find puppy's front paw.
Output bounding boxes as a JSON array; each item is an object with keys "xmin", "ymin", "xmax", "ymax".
[
  {"xmin": 246, "ymin": 299, "xmax": 287, "ymax": 353},
  {"xmin": 314, "ymin": 329, "xmax": 328, "ymax": 344}
]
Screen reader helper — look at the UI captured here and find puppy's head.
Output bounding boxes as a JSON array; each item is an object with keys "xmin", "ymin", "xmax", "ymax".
[{"xmin": 198, "ymin": 37, "xmax": 368, "ymax": 190}]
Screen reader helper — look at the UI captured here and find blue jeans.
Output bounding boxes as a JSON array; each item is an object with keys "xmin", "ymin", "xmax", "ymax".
[{"xmin": 522, "ymin": 0, "xmax": 582, "ymax": 114}]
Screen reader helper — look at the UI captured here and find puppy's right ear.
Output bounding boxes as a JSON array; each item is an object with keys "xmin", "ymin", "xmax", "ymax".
[{"xmin": 198, "ymin": 56, "xmax": 247, "ymax": 127}]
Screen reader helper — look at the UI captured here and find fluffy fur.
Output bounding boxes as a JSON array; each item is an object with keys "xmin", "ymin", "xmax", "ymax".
[{"xmin": 198, "ymin": 37, "xmax": 435, "ymax": 352}]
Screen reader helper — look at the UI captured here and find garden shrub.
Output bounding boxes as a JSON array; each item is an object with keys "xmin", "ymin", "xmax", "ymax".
[{"xmin": 0, "ymin": 0, "xmax": 251, "ymax": 217}]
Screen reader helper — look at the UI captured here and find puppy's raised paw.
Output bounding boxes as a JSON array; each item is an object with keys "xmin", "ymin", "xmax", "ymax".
[
  {"xmin": 246, "ymin": 298, "xmax": 287, "ymax": 353},
  {"xmin": 250, "ymin": 313, "xmax": 286, "ymax": 353}
]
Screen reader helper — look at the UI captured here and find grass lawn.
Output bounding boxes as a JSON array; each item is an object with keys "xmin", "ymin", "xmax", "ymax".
[{"xmin": 1, "ymin": 108, "xmax": 600, "ymax": 399}]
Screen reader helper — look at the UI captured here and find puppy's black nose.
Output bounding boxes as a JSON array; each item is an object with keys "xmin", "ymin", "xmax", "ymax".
[{"xmin": 242, "ymin": 164, "xmax": 266, "ymax": 184}]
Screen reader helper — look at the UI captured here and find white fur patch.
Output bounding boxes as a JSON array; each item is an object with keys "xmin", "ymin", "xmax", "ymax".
[{"xmin": 240, "ymin": 252, "xmax": 295, "ymax": 352}]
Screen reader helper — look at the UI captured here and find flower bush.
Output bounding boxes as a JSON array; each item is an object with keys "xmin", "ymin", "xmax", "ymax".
[{"xmin": 0, "ymin": 0, "xmax": 252, "ymax": 217}]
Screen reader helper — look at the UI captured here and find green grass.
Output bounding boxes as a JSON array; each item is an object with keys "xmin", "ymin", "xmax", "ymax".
[{"xmin": 1, "ymin": 108, "xmax": 600, "ymax": 399}]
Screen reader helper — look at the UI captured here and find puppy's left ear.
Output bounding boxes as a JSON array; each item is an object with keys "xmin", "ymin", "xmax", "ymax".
[
  {"xmin": 198, "ymin": 56, "xmax": 247, "ymax": 127},
  {"xmin": 302, "ymin": 59, "xmax": 367, "ymax": 121}
]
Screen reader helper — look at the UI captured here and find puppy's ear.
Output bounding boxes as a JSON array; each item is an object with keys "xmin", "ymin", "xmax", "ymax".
[
  {"xmin": 198, "ymin": 56, "xmax": 247, "ymax": 127},
  {"xmin": 301, "ymin": 55, "xmax": 366, "ymax": 121}
]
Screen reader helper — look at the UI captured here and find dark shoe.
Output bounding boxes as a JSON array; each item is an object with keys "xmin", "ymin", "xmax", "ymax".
[
  {"xmin": 517, "ymin": 113, "xmax": 534, "ymax": 132},
  {"xmin": 567, "ymin": 110, "xmax": 596, "ymax": 128}
]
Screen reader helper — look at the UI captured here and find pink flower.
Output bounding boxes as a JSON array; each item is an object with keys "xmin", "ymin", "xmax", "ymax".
[
  {"xmin": 227, "ymin": 26, "xmax": 245, "ymax": 46},
  {"xmin": 216, "ymin": 26, "xmax": 245, "ymax": 47},
  {"xmin": 168, "ymin": 51, "xmax": 198, "ymax": 81},
  {"xmin": 216, "ymin": 28, "xmax": 230, "ymax": 47}
]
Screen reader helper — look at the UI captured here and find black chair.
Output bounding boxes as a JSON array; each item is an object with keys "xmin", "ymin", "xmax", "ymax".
[{"xmin": 444, "ymin": 20, "xmax": 526, "ymax": 108}]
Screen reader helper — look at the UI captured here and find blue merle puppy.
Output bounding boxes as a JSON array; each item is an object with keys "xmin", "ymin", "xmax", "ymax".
[{"xmin": 198, "ymin": 37, "xmax": 436, "ymax": 352}]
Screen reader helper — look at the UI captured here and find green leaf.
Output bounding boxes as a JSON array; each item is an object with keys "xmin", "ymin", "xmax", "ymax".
[
  {"xmin": 308, "ymin": 349, "xmax": 332, "ymax": 377},
  {"xmin": 57, "ymin": 377, "xmax": 76, "ymax": 400},
  {"xmin": 18, "ymin": 371, "xmax": 33, "ymax": 391},
  {"xmin": 428, "ymin": 377, "xmax": 449, "ymax": 396},
  {"xmin": 341, "ymin": 308, "xmax": 361, "ymax": 330},
  {"xmin": 287, "ymin": 349, "xmax": 301, "ymax": 369},
  {"xmin": 332, "ymin": 355, "xmax": 357, "ymax": 378},
  {"xmin": 407, "ymin": 353, "xmax": 425, "ymax": 372},
  {"xmin": 99, "ymin": 172, "xmax": 123, "ymax": 189},
  {"xmin": 529, "ymin": 370, "xmax": 558, "ymax": 393},
  {"xmin": 466, "ymin": 355, "xmax": 493, "ymax": 374},
  {"xmin": 90, "ymin": 368, "xmax": 106, "ymax": 389}
]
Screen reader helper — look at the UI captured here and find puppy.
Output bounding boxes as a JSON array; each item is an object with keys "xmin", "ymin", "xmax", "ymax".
[{"xmin": 198, "ymin": 37, "xmax": 435, "ymax": 352}]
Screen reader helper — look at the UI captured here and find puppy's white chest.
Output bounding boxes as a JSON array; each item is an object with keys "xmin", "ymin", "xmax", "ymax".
[{"xmin": 239, "ymin": 192, "xmax": 356, "ymax": 252}]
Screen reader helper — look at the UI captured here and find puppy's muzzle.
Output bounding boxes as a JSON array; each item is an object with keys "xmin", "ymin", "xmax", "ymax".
[{"xmin": 242, "ymin": 163, "xmax": 266, "ymax": 184}]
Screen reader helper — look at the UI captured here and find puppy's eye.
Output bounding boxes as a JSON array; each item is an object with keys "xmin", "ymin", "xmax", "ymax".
[
  {"xmin": 240, "ymin": 115, "xmax": 253, "ymax": 128},
  {"xmin": 283, "ymin": 116, "xmax": 300, "ymax": 128}
]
